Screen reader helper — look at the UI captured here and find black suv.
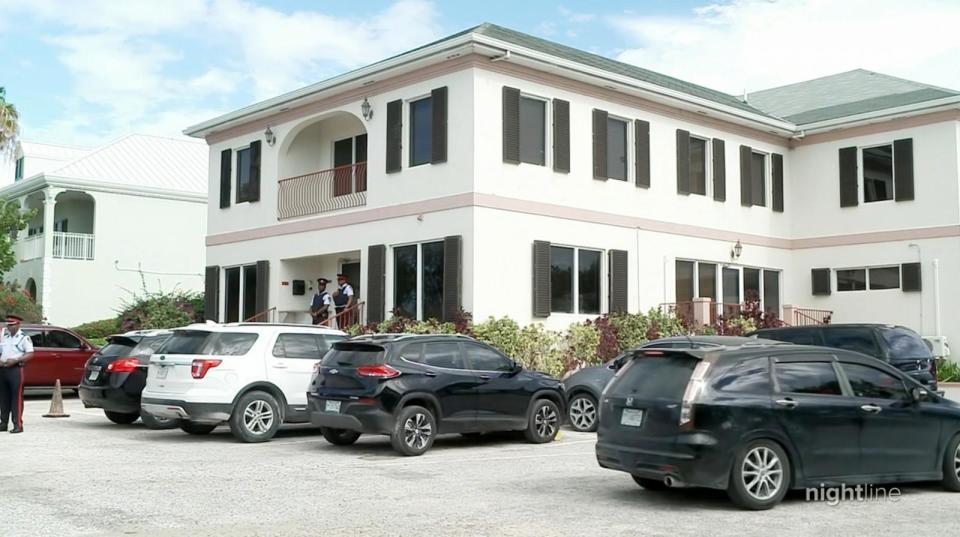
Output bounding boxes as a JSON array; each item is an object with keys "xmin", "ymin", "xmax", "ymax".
[
  {"xmin": 307, "ymin": 334, "xmax": 565, "ymax": 456},
  {"xmin": 596, "ymin": 344, "xmax": 960, "ymax": 510},
  {"xmin": 750, "ymin": 324, "xmax": 938, "ymax": 391}
]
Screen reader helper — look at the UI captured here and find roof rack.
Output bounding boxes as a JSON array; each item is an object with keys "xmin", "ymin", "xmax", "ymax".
[
  {"xmin": 349, "ymin": 333, "xmax": 474, "ymax": 342},
  {"xmin": 225, "ymin": 322, "xmax": 343, "ymax": 330}
]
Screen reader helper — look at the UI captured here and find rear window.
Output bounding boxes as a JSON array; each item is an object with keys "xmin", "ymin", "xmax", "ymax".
[
  {"xmin": 615, "ymin": 353, "xmax": 699, "ymax": 400},
  {"xmin": 161, "ymin": 331, "xmax": 212, "ymax": 354},
  {"xmin": 159, "ymin": 331, "xmax": 257, "ymax": 356},
  {"xmin": 760, "ymin": 329, "xmax": 820, "ymax": 346},
  {"xmin": 774, "ymin": 362, "xmax": 842, "ymax": 395},
  {"xmin": 97, "ymin": 342, "xmax": 137, "ymax": 358},
  {"xmin": 129, "ymin": 334, "xmax": 172, "ymax": 357},
  {"xmin": 322, "ymin": 344, "xmax": 385, "ymax": 366},
  {"xmin": 822, "ymin": 328, "xmax": 879, "ymax": 357},
  {"xmin": 879, "ymin": 327, "xmax": 931, "ymax": 359}
]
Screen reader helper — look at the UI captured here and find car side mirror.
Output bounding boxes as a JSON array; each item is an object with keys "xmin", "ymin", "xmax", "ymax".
[
  {"xmin": 608, "ymin": 356, "xmax": 625, "ymax": 371},
  {"xmin": 511, "ymin": 360, "xmax": 523, "ymax": 374},
  {"xmin": 912, "ymin": 387, "xmax": 929, "ymax": 403}
]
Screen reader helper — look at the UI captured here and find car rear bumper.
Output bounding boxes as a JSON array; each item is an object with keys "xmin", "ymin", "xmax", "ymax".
[
  {"xmin": 307, "ymin": 393, "xmax": 394, "ymax": 434},
  {"xmin": 141, "ymin": 398, "xmax": 232, "ymax": 424},
  {"xmin": 78, "ymin": 385, "xmax": 140, "ymax": 414},
  {"xmin": 595, "ymin": 435, "xmax": 730, "ymax": 490}
]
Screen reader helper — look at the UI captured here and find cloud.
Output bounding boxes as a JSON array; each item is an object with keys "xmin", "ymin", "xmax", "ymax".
[{"xmin": 611, "ymin": 0, "xmax": 960, "ymax": 94}]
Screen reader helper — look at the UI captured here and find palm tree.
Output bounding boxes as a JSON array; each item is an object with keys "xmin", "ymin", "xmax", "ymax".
[{"xmin": 0, "ymin": 87, "xmax": 19, "ymax": 159}]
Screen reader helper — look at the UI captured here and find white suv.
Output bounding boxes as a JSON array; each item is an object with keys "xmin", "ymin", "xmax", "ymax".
[{"xmin": 141, "ymin": 322, "xmax": 347, "ymax": 443}]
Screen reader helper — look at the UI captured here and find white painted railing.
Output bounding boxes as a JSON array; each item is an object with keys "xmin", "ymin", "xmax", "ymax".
[
  {"xmin": 18, "ymin": 235, "xmax": 44, "ymax": 261},
  {"xmin": 52, "ymin": 232, "xmax": 95, "ymax": 260}
]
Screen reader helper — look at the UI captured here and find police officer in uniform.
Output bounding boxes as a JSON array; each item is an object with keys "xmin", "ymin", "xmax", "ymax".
[
  {"xmin": 0, "ymin": 314, "xmax": 33, "ymax": 434},
  {"xmin": 333, "ymin": 273, "xmax": 355, "ymax": 328},
  {"xmin": 310, "ymin": 278, "xmax": 333, "ymax": 325}
]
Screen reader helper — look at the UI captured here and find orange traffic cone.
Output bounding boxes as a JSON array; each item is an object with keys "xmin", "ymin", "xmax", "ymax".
[{"xmin": 42, "ymin": 379, "xmax": 70, "ymax": 418}]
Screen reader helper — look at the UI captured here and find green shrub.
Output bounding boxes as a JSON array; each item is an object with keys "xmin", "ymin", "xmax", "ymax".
[
  {"xmin": 937, "ymin": 359, "xmax": 960, "ymax": 383},
  {"xmin": 87, "ymin": 337, "xmax": 108, "ymax": 348},
  {"xmin": 0, "ymin": 281, "xmax": 43, "ymax": 323},
  {"xmin": 118, "ymin": 290, "xmax": 204, "ymax": 331},
  {"xmin": 73, "ymin": 318, "xmax": 123, "ymax": 339},
  {"xmin": 472, "ymin": 317, "xmax": 564, "ymax": 376},
  {"xmin": 563, "ymin": 322, "xmax": 601, "ymax": 370}
]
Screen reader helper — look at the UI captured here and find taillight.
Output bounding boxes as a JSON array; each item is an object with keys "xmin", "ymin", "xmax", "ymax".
[
  {"xmin": 191, "ymin": 359, "xmax": 222, "ymax": 379},
  {"xmin": 679, "ymin": 361, "xmax": 712, "ymax": 428},
  {"xmin": 106, "ymin": 358, "xmax": 139, "ymax": 373},
  {"xmin": 356, "ymin": 364, "xmax": 401, "ymax": 379}
]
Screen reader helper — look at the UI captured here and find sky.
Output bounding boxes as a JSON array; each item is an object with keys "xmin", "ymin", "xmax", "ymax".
[{"xmin": 1, "ymin": 0, "xmax": 959, "ymax": 149}]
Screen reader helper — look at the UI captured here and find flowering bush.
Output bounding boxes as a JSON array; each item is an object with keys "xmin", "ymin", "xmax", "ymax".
[
  {"xmin": 0, "ymin": 281, "xmax": 43, "ymax": 323},
  {"xmin": 73, "ymin": 318, "xmax": 123, "ymax": 339},
  {"xmin": 117, "ymin": 291, "xmax": 204, "ymax": 331}
]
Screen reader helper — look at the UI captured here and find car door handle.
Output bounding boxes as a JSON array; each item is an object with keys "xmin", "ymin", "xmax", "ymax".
[
  {"xmin": 860, "ymin": 404, "xmax": 882, "ymax": 414},
  {"xmin": 424, "ymin": 371, "xmax": 437, "ymax": 377},
  {"xmin": 775, "ymin": 398, "xmax": 798, "ymax": 409},
  {"xmin": 479, "ymin": 375, "xmax": 491, "ymax": 381},
  {"xmin": 272, "ymin": 363, "xmax": 288, "ymax": 369}
]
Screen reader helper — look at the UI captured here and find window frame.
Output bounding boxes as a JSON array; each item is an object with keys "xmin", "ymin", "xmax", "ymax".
[
  {"xmin": 688, "ymin": 134, "xmax": 711, "ymax": 197},
  {"xmin": 837, "ymin": 361, "xmax": 910, "ymax": 401},
  {"xmin": 390, "ymin": 239, "xmax": 445, "ymax": 321},
  {"xmin": 222, "ymin": 262, "xmax": 258, "ymax": 323},
  {"xmin": 14, "ymin": 157, "xmax": 24, "ymax": 180},
  {"xmin": 549, "ymin": 244, "xmax": 605, "ymax": 315},
  {"xmin": 860, "ymin": 142, "xmax": 896, "ymax": 204},
  {"xmin": 675, "ymin": 258, "xmax": 781, "ymax": 316},
  {"xmin": 271, "ymin": 332, "xmax": 323, "ymax": 360},
  {"xmin": 605, "ymin": 115, "xmax": 631, "ymax": 182},
  {"xmin": 771, "ymin": 358, "xmax": 846, "ymax": 398},
  {"xmin": 462, "ymin": 342, "xmax": 515, "ymax": 372},
  {"xmin": 750, "ymin": 149, "xmax": 768, "ymax": 207},
  {"xmin": 235, "ymin": 145, "xmax": 253, "ymax": 204},
  {"xmin": 408, "ymin": 94, "xmax": 433, "ymax": 168},
  {"xmin": 518, "ymin": 93, "xmax": 550, "ymax": 167},
  {"xmin": 835, "ymin": 265, "xmax": 901, "ymax": 292}
]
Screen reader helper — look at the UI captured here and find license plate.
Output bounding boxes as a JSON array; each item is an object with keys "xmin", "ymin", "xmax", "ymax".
[
  {"xmin": 88, "ymin": 370, "xmax": 100, "ymax": 381},
  {"xmin": 620, "ymin": 408, "xmax": 644, "ymax": 427},
  {"xmin": 157, "ymin": 366, "xmax": 169, "ymax": 379},
  {"xmin": 325, "ymin": 400, "xmax": 341, "ymax": 413}
]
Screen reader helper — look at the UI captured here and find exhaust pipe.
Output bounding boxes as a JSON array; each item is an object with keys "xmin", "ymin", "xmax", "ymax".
[{"xmin": 663, "ymin": 475, "xmax": 685, "ymax": 488}]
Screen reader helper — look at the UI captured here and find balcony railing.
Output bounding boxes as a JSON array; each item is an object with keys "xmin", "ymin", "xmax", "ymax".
[
  {"xmin": 18, "ymin": 235, "xmax": 44, "ymax": 261},
  {"xmin": 53, "ymin": 232, "xmax": 95, "ymax": 260},
  {"xmin": 277, "ymin": 162, "xmax": 367, "ymax": 220}
]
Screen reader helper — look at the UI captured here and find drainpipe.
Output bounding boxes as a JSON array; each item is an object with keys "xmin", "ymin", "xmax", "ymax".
[{"xmin": 933, "ymin": 258, "xmax": 942, "ymax": 337}]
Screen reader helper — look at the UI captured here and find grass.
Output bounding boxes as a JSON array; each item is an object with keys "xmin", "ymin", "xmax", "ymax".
[{"xmin": 937, "ymin": 359, "xmax": 960, "ymax": 383}]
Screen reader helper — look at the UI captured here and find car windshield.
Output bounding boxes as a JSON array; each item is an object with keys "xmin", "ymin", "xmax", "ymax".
[{"xmin": 879, "ymin": 327, "xmax": 932, "ymax": 358}]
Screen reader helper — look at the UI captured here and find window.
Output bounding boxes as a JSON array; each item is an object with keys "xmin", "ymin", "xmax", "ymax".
[
  {"xmin": 47, "ymin": 330, "xmax": 81, "ymax": 349},
  {"xmin": 242, "ymin": 265, "xmax": 257, "ymax": 322},
  {"xmin": 421, "ymin": 342, "xmax": 464, "ymax": 369},
  {"xmin": 689, "ymin": 137, "xmax": 707, "ymax": 195},
  {"xmin": 868, "ymin": 266, "xmax": 899, "ymax": 290},
  {"xmin": 96, "ymin": 341, "xmax": 136, "ymax": 358},
  {"xmin": 751, "ymin": 152, "xmax": 766, "ymax": 206},
  {"xmin": 393, "ymin": 241, "xmax": 444, "ymax": 320},
  {"xmin": 550, "ymin": 246, "xmax": 602, "ymax": 314},
  {"xmin": 236, "ymin": 147, "xmax": 252, "ymax": 203},
  {"xmin": 23, "ymin": 329, "xmax": 44, "ymax": 348},
  {"xmin": 14, "ymin": 157, "xmax": 24, "ymax": 180},
  {"xmin": 224, "ymin": 264, "xmax": 258, "ymax": 323},
  {"xmin": 606, "ymin": 117, "xmax": 628, "ymax": 181},
  {"xmin": 410, "ymin": 96, "xmax": 433, "ymax": 167},
  {"xmin": 823, "ymin": 328, "xmax": 879, "ymax": 357},
  {"xmin": 273, "ymin": 333, "xmax": 322, "ymax": 359},
  {"xmin": 774, "ymin": 362, "xmax": 842, "ymax": 396},
  {"xmin": 879, "ymin": 327, "xmax": 931, "ymax": 358},
  {"xmin": 698, "ymin": 263, "xmax": 717, "ymax": 302},
  {"xmin": 863, "ymin": 144, "xmax": 893, "ymax": 203},
  {"xmin": 722, "ymin": 267, "xmax": 740, "ymax": 305},
  {"xmin": 160, "ymin": 331, "xmax": 213, "ymax": 355},
  {"xmin": 763, "ymin": 329, "xmax": 821, "ymax": 346},
  {"xmin": 208, "ymin": 333, "xmax": 259, "ymax": 356},
  {"xmin": 763, "ymin": 270, "xmax": 780, "ymax": 314},
  {"xmin": 398, "ymin": 343, "xmax": 424, "ymax": 363},
  {"xmin": 578, "ymin": 249, "xmax": 601, "ymax": 314},
  {"xmin": 712, "ymin": 358, "xmax": 771, "ymax": 394},
  {"xmin": 130, "ymin": 334, "xmax": 172, "ymax": 357},
  {"xmin": 840, "ymin": 363, "xmax": 908, "ymax": 400},
  {"xmin": 519, "ymin": 96, "xmax": 546, "ymax": 165},
  {"xmin": 551, "ymin": 246, "xmax": 574, "ymax": 313},
  {"xmin": 744, "ymin": 268, "xmax": 760, "ymax": 303},
  {"xmin": 675, "ymin": 260, "xmax": 694, "ymax": 303},
  {"xmin": 677, "ymin": 260, "xmax": 778, "ymax": 315},
  {"xmin": 464, "ymin": 343, "xmax": 514, "ymax": 372},
  {"xmin": 836, "ymin": 269, "xmax": 867, "ymax": 292}
]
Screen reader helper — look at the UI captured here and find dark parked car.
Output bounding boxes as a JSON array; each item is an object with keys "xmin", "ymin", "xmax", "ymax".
[
  {"xmin": 750, "ymin": 324, "xmax": 938, "ymax": 391},
  {"xmin": 21, "ymin": 325, "xmax": 98, "ymax": 388},
  {"xmin": 308, "ymin": 334, "xmax": 565, "ymax": 456},
  {"xmin": 595, "ymin": 343, "xmax": 960, "ymax": 510},
  {"xmin": 79, "ymin": 330, "xmax": 176, "ymax": 428},
  {"xmin": 563, "ymin": 336, "xmax": 783, "ymax": 432}
]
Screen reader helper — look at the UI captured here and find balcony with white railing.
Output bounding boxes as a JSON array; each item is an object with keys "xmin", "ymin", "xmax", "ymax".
[
  {"xmin": 53, "ymin": 232, "xmax": 95, "ymax": 260},
  {"xmin": 17, "ymin": 235, "xmax": 44, "ymax": 261}
]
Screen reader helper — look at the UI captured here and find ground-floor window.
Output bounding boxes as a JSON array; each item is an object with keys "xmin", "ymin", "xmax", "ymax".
[
  {"xmin": 393, "ymin": 240, "xmax": 444, "ymax": 320},
  {"xmin": 837, "ymin": 265, "xmax": 900, "ymax": 292},
  {"xmin": 676, "ymin": 259, "xmax": 781, "ymax": 315},
  {"xmin": 550, "ymin": 246, "xmax": 601, "ymax": 314},
  {"xmin": 224, "ymin": 263, "xmax": 259, "ymax": 322}
]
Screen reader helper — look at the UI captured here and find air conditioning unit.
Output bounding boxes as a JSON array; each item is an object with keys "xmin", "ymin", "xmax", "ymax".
[{"xmin": 923, "ymin": 336, "xmax": 950, "ymax": 358}]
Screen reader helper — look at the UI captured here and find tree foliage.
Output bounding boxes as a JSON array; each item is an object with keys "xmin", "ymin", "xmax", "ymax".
[
  {"xmin": 0, "ymin": 200, "xmax": 35, "ymax": 277},
  {"xmin": 0, "ymin": 87, "xmax": 18, "ymax": 159}
]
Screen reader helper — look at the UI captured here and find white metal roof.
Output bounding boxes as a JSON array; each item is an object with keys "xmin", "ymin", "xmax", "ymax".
[{"xmin": 17, "ymin": 141, "xmax": 90, "ymax": 163}]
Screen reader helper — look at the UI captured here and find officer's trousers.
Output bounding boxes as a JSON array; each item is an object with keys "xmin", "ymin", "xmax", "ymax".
[{"xmin": 0, "ymin": 366, "xmax": 24, "ymax": 429}]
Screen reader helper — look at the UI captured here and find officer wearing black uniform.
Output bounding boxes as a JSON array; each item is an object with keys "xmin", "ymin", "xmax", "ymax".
[
  {"xmin": 310, "ymin": 278, "xmax": 333, "ymax": 325},
  {"xmin": 333, "ymin": 273, "xmax": 355, "ymax": 327},
  {"xmin": 0, "ymin": 314, "xmax": 33, "ymax": 434}
]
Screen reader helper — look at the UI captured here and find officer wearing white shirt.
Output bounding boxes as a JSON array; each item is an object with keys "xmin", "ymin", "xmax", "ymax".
[
  {"xmin": 333, "ymin": 273, "xmax": 355, "ymax": 327},
  {"xmin": 0, "ymin": 314, "xmax": 34, "ymax": 433}
]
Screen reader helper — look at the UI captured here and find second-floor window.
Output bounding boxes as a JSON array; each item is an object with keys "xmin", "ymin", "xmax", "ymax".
[
  {"xmin": 863, "ymin": 144, "xmax": 893, "ymax": 203},
  {"xmin": 606, "ymin": 117, "xmax": 629, "ymax": 181},
  {"xmin": 750, "ymin": 151, "xmax": 767, "ymax": 207},
  {"xmin": 236, "ymin": 147, "xmax": 253, "ymax": 203},
  {"xmin": 519, "ymin": 95, "xmax": 546, "ymax": 166},
  {"xmin": 14, "ymin": 157, "xmax": 24, "ymax": 180},
  {"xmin": 410, "ymin": 96, "xmax": 433, "ymax": 167},
  {"xmin": 690, "ymin": 136, "xmax": 708, "ymax": 195}
]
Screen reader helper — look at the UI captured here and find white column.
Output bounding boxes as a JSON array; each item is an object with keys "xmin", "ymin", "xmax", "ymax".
[{"xmin": 40, "ymin": 188, "xmax": 60, "ymax": 321}]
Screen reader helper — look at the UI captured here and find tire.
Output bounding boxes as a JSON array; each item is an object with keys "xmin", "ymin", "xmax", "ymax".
[
  {"xmin": 179, "ymin": 421, "xmax": 217, "ymax": 435},
  {"xmin": 727, "ymin": 439, "xmax": 791, "ymax": 510},
  {"xmin": 941, "ymin": 433, "xmax": 960, "ymax": 492},
  {"xmin": 567, "ymin": 393, "xmax": 598, "ymax": 432},
  {"xmin": 140, "ymin": 410, "xmax": 179, "ymax": 430},
  {"xmin": 632, "ymin": 475, "xmax": 669, "ymax": 491},
  {"xmin": 390, "ymin": 405, "xmax": 436, "ymax": 456},
  {"xmin": 524, "ymin": 398, "xmax": 561, "ymax": 444},
  {"xmin": 229, "ymin": 391, "xmax": 282, "ymax": 443},
  {"xmin": 321, "ymin": 427, "xmax": 361, "ymax": 446},
  {"xmin": 104, "ymin": 410, "xmax": 139, "ymax": 425}
]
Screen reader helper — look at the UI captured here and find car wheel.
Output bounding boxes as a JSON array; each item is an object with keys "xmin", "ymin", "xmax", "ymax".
[
  {"xmin": 390, "ymin": 405, "xmax": 436, "ymax": 456},
  {"xmin": 632, "ymin": 475, "xmax": 669, "ymax": 491},
  {"xmin": 179, "ymin": 421, "xmax": 217, "ymax": 435},
  {"xmin": 103, "ymin": 410, "xmax": 139, "ymax": 425},
  {"xmin": 727, "ymin": 439, "xmax": 790, "ymax": 510},
  {"xmin": 321, "ymin": 427, "xmax": 361, "ymax": 446},
  {"xmin": 941, "ymin": 433, "xmax": 960, "ymax": 492},
  {"xmin": 524, "ymin": 398, "xmax": 561, "ymax": 444},
  {"xmin": 140, "ymin": 410, "xmax": 179, "ymax": 430},
  {"xmin": 229, "ymin": 391, "xmax": 282, "ymax": 443},
  {"xmin": 567, "ymin": 393, "xmax": 598, "ymax": 432}
]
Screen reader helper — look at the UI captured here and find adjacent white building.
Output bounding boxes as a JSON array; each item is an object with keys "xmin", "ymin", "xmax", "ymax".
[
  {"xmin": 186, "ymin": 24, "xmax": 960, "ymax": 350},
  {"xmin": 1, "ymin": 135, "xmax": 209, "ymax": 326}
]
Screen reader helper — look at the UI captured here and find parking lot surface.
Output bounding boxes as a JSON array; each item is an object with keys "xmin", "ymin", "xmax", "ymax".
[{"xmin": 4, "ymin": 391, "xmax": 960, "ymax": 537}]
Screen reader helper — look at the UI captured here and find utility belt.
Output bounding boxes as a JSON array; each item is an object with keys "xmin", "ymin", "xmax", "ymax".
[{"xmin": 2, "ymin": 361, "xmax": 24, "ymax": 368}]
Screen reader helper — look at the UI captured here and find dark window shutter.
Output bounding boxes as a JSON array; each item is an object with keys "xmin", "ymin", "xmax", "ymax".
[
  {"xmin": 592, "ymin": 109, "xmax": 608, "ymax": 180},
  {"xmin": 219, "ymin": 149, "xmax": 231, "ymax": 208},
  {"xmin": 442, "ymin": 235, "xmax": 462, "ymax": 321},
  {"xmin": 772, "ymin": 153, "xmax": 784, "ymax": 212},
  {"xmin": 386, "ymin": 99, "xmax": 402, "ymax": 173},
  {"xmin": 431, "ymin": 86, "xmax": 447, "ymax": 164},
  {"xmin": 901, "ymin": 262, "xmax": 922, "ymax": 292},
  {"xmin": 739, "ymin": 145, "xmax": 752, "ymax": 206},
  {"xmin": 894, "ymin": 138, "xmax": 914, "ymax": 201},
  {"xmin": 635, "ymin": 119, "xmax": 650, "ymax": 188},
  {"xmin": 553, "ymin": 98, "xmax": 570, "ymax": 173},
  {"xmin": 608, "ymin": 250, "xmax": 628, "ymax": 314},
  {"xmin": 676, "ymin": 129, "xmax": 690, "ymax": 194},
  {"xmin": 367, "ymin": 245, "xmax": 386, "ymax": 323},
  {"xmin": 248, "ymin": 140, "xmax": 261, "ymax": 203},
  {"xmin": 502, "ymin": 87, "xmax": 520, "ymax": 164},
  {"xmin": 839, "ymin": 146, "xmax": 859, "ymax": 207},
  {"xmin": 811, "ymin": 268, "xmax": 831, "ymax": 296},
  {"xmin": 204, "ymin": 266, "xmax": 220, "ymax": 322},
  {"xmin": 254, "ymin": 260, "xmax": 269, "ymax": 318},
  {"xmin": 712, "ymin": 138, "xmax": 725, "ymax": 201},
  {"xmin": 532, "ymin": 240, "xmax": 552, "ymax": 317}
]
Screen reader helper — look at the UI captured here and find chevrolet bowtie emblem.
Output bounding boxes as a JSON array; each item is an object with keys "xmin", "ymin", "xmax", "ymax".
[{"xmin": 329, "ymin": 369, "xmax": 339, "ymax": 375}]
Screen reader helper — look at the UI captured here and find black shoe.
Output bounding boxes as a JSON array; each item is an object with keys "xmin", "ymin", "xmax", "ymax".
[
  {"xmin": 9, "ymin": 427, "xmax": 22, "ymax": 434},
  {"xmin": 0, "ymin": 423, "xmax": 6, "ymax": 432}
]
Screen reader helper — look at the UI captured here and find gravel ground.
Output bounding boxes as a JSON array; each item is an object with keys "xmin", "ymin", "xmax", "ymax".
[{"xmin": 3, "ymin": 391, "xmax": 960, "ymax": 537}]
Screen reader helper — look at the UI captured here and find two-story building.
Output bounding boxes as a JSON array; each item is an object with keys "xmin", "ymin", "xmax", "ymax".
[
  {"xmin": 2, "ymin": 134, "xmax": 209, "ymax": 326},
  {"xmin": 186, "ymin": 24, "xmax": 960, "ymax": 349}
]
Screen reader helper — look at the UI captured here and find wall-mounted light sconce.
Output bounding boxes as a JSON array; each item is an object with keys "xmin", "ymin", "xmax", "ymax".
[
  {"xmin": 730, "ymin": 240, "xmax": 743, "ymax": 261},
  {"xmin": 264, "ymin": 126, "xmax": 276, "ymax": 146},
  {"xmin": 361, "ymin": 97, "xmax": 374, "ymax": 121}
]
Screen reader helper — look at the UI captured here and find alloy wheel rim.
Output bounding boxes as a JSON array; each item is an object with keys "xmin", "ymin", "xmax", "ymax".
[
  {"xmin": 954, "ymin": 444, "xmax": 960, "ymax": 481},
  {"xmin": 535, "ymin": 404, "xmax": 558, "ymax": 438},
  {"xmin": 404, "ymin": 413, "xmax": 432, "ymax": 450},
  {"xmin": 742, "ymin": 446, "xmax": 783, "ymax": 501},
  {"xmin": 569, "ymin": 397, "xmax": 596, "ymax": 430},
  {"xmin": 243, "ymin": 400, "xmax": 274, "ymax": 434}
]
